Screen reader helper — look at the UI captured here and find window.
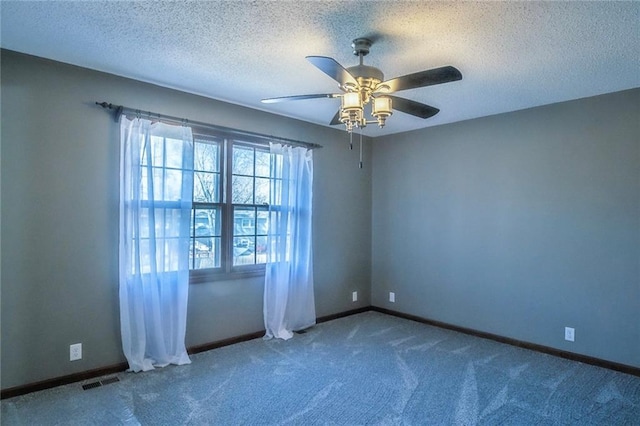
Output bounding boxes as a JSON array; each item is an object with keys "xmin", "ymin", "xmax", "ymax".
[
  {"xmin": 190, "ymin": 135, "xmax": 222, "ymax": 271},
  {"xmin": 189, "ymin": 130, "xmax": 278, "ymax": 281},
  {"xmin": 231, "ymin": 144, "xmax": 271, "ymax": 266}
]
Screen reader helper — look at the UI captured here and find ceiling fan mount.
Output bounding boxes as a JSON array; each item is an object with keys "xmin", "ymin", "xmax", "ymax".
[
  {"xmin": 261, "ymin": 36, "xmax": 462, "ymax": 132},
  {"xmin": 351, "ymin": 37, "xmax": 373, "ymax": 56}
]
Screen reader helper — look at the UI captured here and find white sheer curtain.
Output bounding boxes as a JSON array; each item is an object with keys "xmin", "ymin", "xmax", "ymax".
[
  {"xmin": 119, "ymin": 117, "xmax": 193, "ymax": 372},
  {"xmin": 264, "ymin": 143, "xmax": 315, "ymax": 340}
]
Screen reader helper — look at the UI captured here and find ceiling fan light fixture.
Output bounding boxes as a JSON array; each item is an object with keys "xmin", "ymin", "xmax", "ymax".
[
  {"xmin": 341, "ymin": 92, "xmax": 362, "ymax": 111},
  {"xmin": 372, "ymin": 96, "xmax": 393, "ymax": 127},
  {"xmin": 340, "ymin": 92, "xmax": 364, "ymax": 133}
]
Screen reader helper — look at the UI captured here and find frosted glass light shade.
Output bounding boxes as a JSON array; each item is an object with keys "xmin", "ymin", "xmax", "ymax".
[
  {"xmin": 342, "ymin": 92, "xmax": 362, "ymax": 111},
  {"xmin": 372, "ymin": 96, "xmax": 392, "ymax": 116}
]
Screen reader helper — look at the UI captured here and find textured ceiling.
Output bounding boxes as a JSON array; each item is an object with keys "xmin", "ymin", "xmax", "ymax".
[{"xmin": 1, "ymin": 1, "xmax": 639, "ymax": 137}]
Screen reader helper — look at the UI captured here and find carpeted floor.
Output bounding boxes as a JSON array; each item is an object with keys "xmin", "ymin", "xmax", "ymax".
[{"xmin": 2, "ymin": 311, "xmax": 639, "ymax": 425}]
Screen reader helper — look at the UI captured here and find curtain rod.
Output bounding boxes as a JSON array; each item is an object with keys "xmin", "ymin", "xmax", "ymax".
[{"xmin": 95, "ymin": 102, "xmax": 322, "ymax": 150}]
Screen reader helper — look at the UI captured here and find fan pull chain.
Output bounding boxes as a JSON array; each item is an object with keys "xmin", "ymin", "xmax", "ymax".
[
  {"xmin": 359, "ymin": 130, "xmax": 363, "ymax": 169},
  {"xmin": 349, "ymin": 131, "xmax": 353, "ymax": 150}
]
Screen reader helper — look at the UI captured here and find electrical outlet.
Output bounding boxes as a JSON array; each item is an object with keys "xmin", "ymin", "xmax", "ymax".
[
  {"xmin": 564, "ymin": 327, "xmax": 575, "ymax": 342},
  {"xmin": 389, "ymin": 292, "xmax": 395, "ymax": 303},
  {"xmin": 352, "ymin": 291, "xmax": 358, "ymax": 302},
  {"xmin": 70, "ymin": 343, "xmax": 82, "ymax": 361}
]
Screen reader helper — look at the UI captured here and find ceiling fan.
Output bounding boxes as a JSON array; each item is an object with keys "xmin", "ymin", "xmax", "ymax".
[{"xmin": 261, "ymin": 37, "xmax": 462, "ymax": 133}]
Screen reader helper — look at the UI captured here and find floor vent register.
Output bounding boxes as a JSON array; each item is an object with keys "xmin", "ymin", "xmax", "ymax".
[{"xmin": 82, "ymin": 376, "xmax": 120, "ymax": 391}]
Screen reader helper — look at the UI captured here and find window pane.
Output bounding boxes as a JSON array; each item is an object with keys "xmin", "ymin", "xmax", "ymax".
[
  {"xmin": 140, "ymin": 167, "xmax": 160, "ymax": 200},
  {"xmin": 194, "ymin": 141, "xmax": 219, "ymax": 172},
  {"xmin": 272, "ymin": 153, "xmax": 283, "ymax": 178},
  {"xmin": 232, "ymin": 175, "xmax": 254, "ymax": 204},
  {"xmin": 255, "ymin": 177, "xmax": 269, "ymax": 205},
  {"xmin": 140, "ymin": 136, "xmax": 148, "ymax": 166},
  {"xmin": 165, "ymin": 137, "xmax": 184, "ymax": 169},
  {"xmin": 139, "ymin": 239, "xmax": 151, "ymax": 274},
  {"xmin": 163, "ymin": 208, "xmax": 185, "ymax": 238},
  {"xmin": 233, "ymin": 146, "xmax": 254, "ymax": 176},
  {"xmin": 234, "ymin": 207, "xmax": 255, "ymax": 236},
  {"xmin": 193, "ymin": 208, "xmax": 221, "ymax": 237},
  {"xmin": 140, "ymin": 168, "xmax": 150, "ymax": 200},
  {"xmin": 191, "ymin": 237, "xmax": 220, "ymax": 269},
  {"xmin": 268, "ymin": 210, "xmax": 282, "ymax": 236},
  {"xmin": 257, "ymin": 210, "xmax": 269, "ymax": 235},
  {"xmin": 164, "ymin": 169, "xmax": 183, "ymax": 201},
  {"xmin": 139, "ymin": 208, "xmax": 150, "ymax": 238},
  {"xmin": 255, "ymin": 150, "xmax": 270, "ymax": 177},
  {"xmin": 163, "ymin": 238, "xmax": 180, "ymax": 271},
  {"xmin": 153, "ymin": 168, "xmax": 164, "ymax": 201},
  {"xmin": 270, "ymin": 177, "xmax": 282, "ymax": 205},
  {"xmin": 256, "ymin": 236, "xmax": 267, "ymax": 264},
  {"xmin": 150, "ymin": 136, "xmax": 164, "ymax": 167},
  {"xmin": 194, "ymin": 171, "xmax": 220, "ymax": 203},
  {"xmin": 233, "ymin": 236, "xmax": 255, "ymax": 265}
]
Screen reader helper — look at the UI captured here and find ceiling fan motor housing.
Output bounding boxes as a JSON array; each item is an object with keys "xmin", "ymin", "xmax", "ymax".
[{"xmin": 345, "ymin": 64, "xmax": 384, "ymax": 104}]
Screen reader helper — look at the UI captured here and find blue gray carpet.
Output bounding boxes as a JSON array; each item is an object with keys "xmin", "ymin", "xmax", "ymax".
[{"xmin": 2, "ymin": 311, "xmax": 639, "ymax": 425}]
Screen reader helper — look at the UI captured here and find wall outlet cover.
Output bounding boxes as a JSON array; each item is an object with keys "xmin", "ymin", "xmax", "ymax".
[
  {"xmin": 352, "ymin": 291, "xmax": 358, "ymax": 302},
  {"xmin": 70, "ymin": 343, "xmax": 82, "ymax": 361},
  {"xmin": 389, "ymin": 292, "xmax": 395, "ymax": 303},
  {"xmin": 564, "ymin": 327, "xmax": 575, "ymax": 342}
]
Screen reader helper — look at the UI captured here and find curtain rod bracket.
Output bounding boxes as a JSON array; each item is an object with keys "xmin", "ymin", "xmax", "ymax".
[
  {"xmin": 114, "ymin": 106, "xmax": 124, "ymax": 123},
  {"xmin": 96, "ymin": 101, "xmax": 124, "ymax": 123}
]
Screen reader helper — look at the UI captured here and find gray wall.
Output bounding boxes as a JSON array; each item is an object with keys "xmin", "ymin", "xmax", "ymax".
[
  {"xmin": 0, "ymin": 50, "xmax": 372, "ymax": 390},
  {"xmin": 372, "ymin": 89, "xmax": 639, "ymax": 368}
]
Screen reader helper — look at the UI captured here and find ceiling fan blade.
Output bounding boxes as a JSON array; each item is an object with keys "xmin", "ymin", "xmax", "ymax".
[
  {"xmin": 329, "ymin": 110, "xmax": 342, "ymax": 125},
  {"xmin": 306, "ymin": 56, "xmax": 358, "ymax": 87},
  {"xmin": 261, "ymin": 93, "xmax": 340, "ymax": 104},
  {"xmin": 389, "ymin": 96, "xmax": 440, "ymax": 119},
  {"xmin": 380, "ymin": 66, "xmax": 462, "ymax": 93}
]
